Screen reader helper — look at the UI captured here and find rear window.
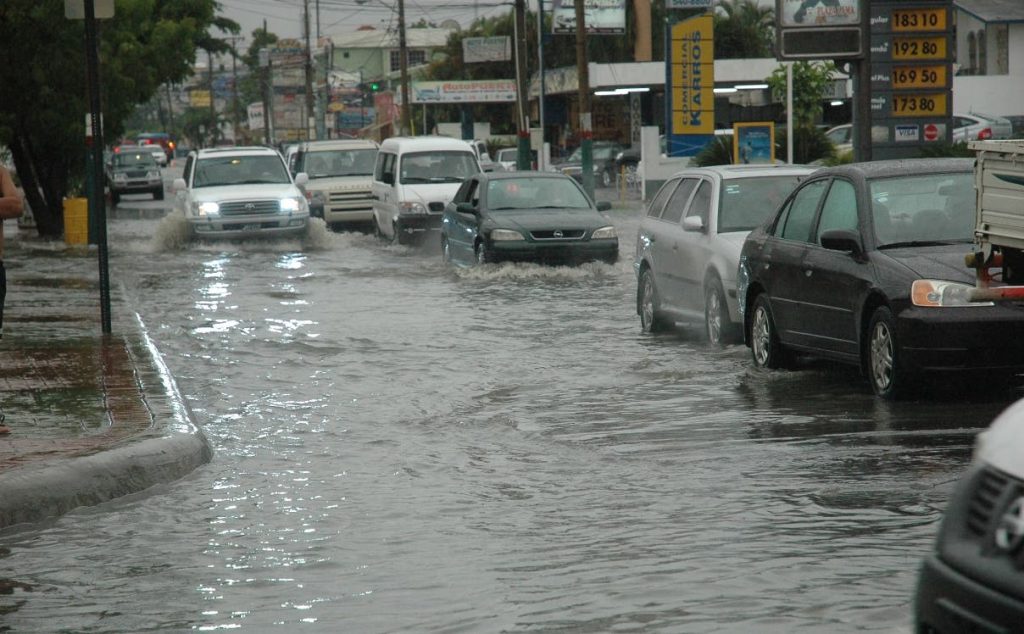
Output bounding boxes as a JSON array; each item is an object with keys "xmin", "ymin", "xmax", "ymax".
[{"xmin": 718, "ymin": 175, "xmax": 806, "ymax": 233}]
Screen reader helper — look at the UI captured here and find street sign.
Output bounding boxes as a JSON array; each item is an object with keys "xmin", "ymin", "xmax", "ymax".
[
  {"xmin": 775, "ymin": 0, "xmax": 863, "ymax": 60},
  {"xmin": 923, "ymin": 123, "xmax": 941, "ymax": 141},
  {"xmin": 65, "ymin": 0, "xmax": 114, "ymax": 19}
]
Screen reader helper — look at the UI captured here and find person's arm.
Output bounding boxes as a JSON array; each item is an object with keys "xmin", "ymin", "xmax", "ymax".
[{"xmin": 0, "ymin": 167, "xmax": 24, "ymax": 219}]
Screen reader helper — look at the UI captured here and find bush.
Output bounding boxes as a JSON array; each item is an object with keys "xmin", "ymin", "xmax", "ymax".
[
  {"xmin": 918, "ymin": 141, "xmax": 974, "ymax": 158},
  {"xmin": 775, "ymin": 126, "xmax": 835, "ymax": 164},
  {"xmin": 693, "ymin": 134, "xmax": 734, "ymax": 166}
]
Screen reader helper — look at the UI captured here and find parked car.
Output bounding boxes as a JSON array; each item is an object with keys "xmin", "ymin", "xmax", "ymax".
[
  {"xmin": 105, "ymin": 145, "xmax": 164, "ymax": 205},
  {"xmin": 824, "ymin": 123, "xmax": 853, "ymax": 155},
  {"xmin": 495, "ymin": 147, "xmax": 537, "ymax": 171},
  {"xmin": 952, "ymin": 112, "xmax": 1014, "ymax": 143},
  {"xmin": 635, "ymin": 164, "xmax": 815, "ymax": 344},
  {"xmin": 371, "ymin": 135, "xmax": 481, "ymax": 245},
  {"xmin": 915, "ymin": 397, "xmax": 1024, "ymax": 631},
  {"xmin": 172, "ymin": 146, "xmax": 310, "ymax": 240},
  {"xmin": 738, "ymin": 158, "xmax": 1024, "ymax": 399},
  {"xmin": 440, "ymin": 171, "xmax": 617, "ymax": 266},
  {"xmin": 466, "ymin": 139, "xmax": 502, "ymax": 172},
  {"xmin": 1002, "ymin": 114, "xmax": 1024, "ymax": 138},
  {"xmin": 290, "ymin": 138, "xmax": 379, "ymax": 230},
  {"xmin": 135, "ymin": 132, "xmax": 176, "ymax": 163},
  {"xmin": 551, "ymin": 141, "xmax": 627, "ymax": 188}
]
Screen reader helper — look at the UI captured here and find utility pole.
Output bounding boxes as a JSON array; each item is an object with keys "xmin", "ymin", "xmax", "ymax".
[
  {"xmin": 83, "ymin": 0, "xmax": 111, "ymax": 335},
  {"xmin": 230, "ymin": 37, "xmax": 241, "ymax": 144},
  {"xmin": 574, "ymin": 0, "xmax": 594, "ymax": 198},
  {"xmin": 397, "ymin": 0, "xmax": 412, "ymax": 135},
  {"xmin": 304, "ymin": 0, "xmax": 316, "ymax": 140},
  {"xmin": 537, "ymin": 0, "xmax": 546, "ymax": 168},
  {"xmin": 208, "ymin": 49, "xmax": 217, "ymax": 145},
  {"xmin": 515, "ymin": 0, "xmax": 530, "ymax": 168}
]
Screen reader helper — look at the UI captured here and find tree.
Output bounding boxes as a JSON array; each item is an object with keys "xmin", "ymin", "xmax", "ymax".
[
  {"xmin": 714, "ymin": 0, "xmax": 775, "ymax": 59},
  {"xmin": 0, "ymin": 1, "xmax": 238, "ymax": 238},
  {"xmin": 767, "ymin": 61, "xmax": 836, "ymax": 163}
]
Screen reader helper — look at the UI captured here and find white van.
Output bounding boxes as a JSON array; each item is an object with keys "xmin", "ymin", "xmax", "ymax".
[{"xmin": 371, "ymin": 136, "xmax": 481, "ymax": 244}]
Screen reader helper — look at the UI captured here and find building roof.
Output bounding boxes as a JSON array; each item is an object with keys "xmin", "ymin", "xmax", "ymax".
[
  {"xmin": 955, "ymin": 0, "xmax": 1024, "ymax": 23},
  {"xmin": 329, "ymin": 28, "xmax": 454, "ymax": 50}
]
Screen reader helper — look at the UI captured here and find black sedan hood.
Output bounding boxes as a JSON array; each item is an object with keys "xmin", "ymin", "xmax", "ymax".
[
  {"xmin": 485, "ymin": 208, "xmax": 608, "ymax": 233},
  {"xmin": 879, "ymin": 244, "xmax": 974, "ymax": 283}
]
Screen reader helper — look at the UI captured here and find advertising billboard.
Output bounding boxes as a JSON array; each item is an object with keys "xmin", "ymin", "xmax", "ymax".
[
  {"xmin": 665, "ymin": 14, "xmax": 714, "ymax": 156},
  {"xmin": 551, "ymin": 0, "xmax": 626, "ymax": 35}
]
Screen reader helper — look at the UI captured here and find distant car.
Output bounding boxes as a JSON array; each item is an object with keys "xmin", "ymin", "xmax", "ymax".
[
  {"xmin": 495, "ymin": 147, "xmax": 537, "ymax": 171},
  {"xmin": 440, "ymin": 171, "xmax": 618, "ymax": 266},
  {"xmin": 635, "ymin": 164, "xmax": 814, "ymax": 344},
  {"xmin": 1002, "ymin": 114, "xmax": 1024, "ymax": 138},
  {"xmin": 738, "ymin": 158, "xmax": 1024, "ymax": 399},
  {"xmin": 952, "ymin": 112, "xmax": 1014, "ymax": 143},
  {"xmin": 105, "ymin": 145, "xmax": 164, "ymax": 205},
  {"xmin": 135, "ymin": 132, "xmax": 176, "ymax": 163},
  {"xmin": 172, "ymin": 146, "xmax": 310, "ymax": 240},
  {"xmin": 466, "ymin": 139, "xmax": 501, "ymax": 172},
  {"xmin": 551, "ymin": 141, "xmax": 627, "ymax": 188},
  {"xmin": 824, "ymin": 124, "xmax": 853, "ymax": 155},
  {"xmin": 290, "ymin": 138, "xmax": 379, "ymax": 230},
  {"xmin": 915, "ymin": 397, "xmax": 1024, "ymax": 631}
]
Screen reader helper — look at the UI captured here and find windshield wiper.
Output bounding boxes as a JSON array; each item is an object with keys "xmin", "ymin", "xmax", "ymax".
[{"xmin": 877, "ymin": 239, "xmax": 971, "ymax": 249}]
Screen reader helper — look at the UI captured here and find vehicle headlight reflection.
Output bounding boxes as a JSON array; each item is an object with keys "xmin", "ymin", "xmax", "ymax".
[
  {"xmin": 280, "ymin": 197, "xmax": 302, "ymax": 213},
  {"xmin": 911, "ymin": 279, "xmax": 993, "ymax": 307},
  {"xmin": 592, "ymin": 226, "xmax": 616, "ymax": 239},
  {"xmin": 197, "ymin": 201, "xmax": 220, "ymax": 216},
  {"xmin": 490, "ymin": 229, "xmax": 524, "ymax": 241}
]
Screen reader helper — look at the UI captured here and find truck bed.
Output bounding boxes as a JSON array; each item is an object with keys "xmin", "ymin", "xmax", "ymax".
[{"xmin": 970, "ymin": 140, "xmax": 1024, "ymax": 253}]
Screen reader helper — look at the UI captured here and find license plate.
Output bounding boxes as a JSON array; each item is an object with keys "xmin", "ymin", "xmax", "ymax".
[{"xmin": 243, "ymin": 223, "xmax": 260, "ymax": 231}]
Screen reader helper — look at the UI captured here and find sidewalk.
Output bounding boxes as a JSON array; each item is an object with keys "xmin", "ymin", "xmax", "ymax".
[{"xmin": 0, "ymin": 240, "xmax": 211, "ymax": 530}]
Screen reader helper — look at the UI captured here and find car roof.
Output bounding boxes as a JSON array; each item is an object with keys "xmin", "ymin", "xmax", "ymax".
[
  {"xmin": 380, "ymin": 136, "xmax": 476, "ymax": 151},
  {"xmin": 670, "ymin": 164, "xmax": 818, "ymax": 179},
  {"xmin": 813, "ymin": 158, "xmax": 973, "ymax": 180},
  {"xmin": 298, "ymin": 139, "xmax": 379, "ymax": 151},
  {"xmin": 194, "ymin": 146, "xmax": 282, "ymax": 158},
  {"xmin": 478, "ymin": 170, "xmax": 575, "ymax": 181}
]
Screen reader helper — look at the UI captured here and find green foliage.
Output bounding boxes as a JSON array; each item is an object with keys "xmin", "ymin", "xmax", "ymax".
[
  {"xmin": 713, "ymin": 0, "xmax": 775, "ymax": 59},
  {"xmin": 917, "ymin": 141, "xmax": 974, "ymax": 158},
  {"xmin": 767, "ymin": 61, "xmax": 835, "ymax": 129},
  {"xmin": 822, "ymin": 148, "xmax": 854, "ymax": 166},
  {"xmin": 693, "ymin": 135, "xmax": 734, "ymax": 167},
  {"xmin": 775, "ymin": 126, "xmax": 836, "ymax": 165},
  {"xmin": 0, "ymin": 0, "xmax": 237, "ymax": 237}
]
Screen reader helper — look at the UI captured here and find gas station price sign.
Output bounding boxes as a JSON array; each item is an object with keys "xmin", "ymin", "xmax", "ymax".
[
  {"xmin": 892, "ymin": 7, "xmax": 947, "ymax": 32},
  {"xmin": 892, "ymin": 93, "xmax": 947, "ymax": 117},
  {"xmin": 891, "ymin": 65, "xmax": 946, "ymax": 89}
]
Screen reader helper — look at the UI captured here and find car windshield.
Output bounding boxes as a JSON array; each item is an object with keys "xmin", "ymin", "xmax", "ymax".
[
  {"xmin": 487, "ymin": 177, "xmax": 591, "ymax": 210},
  {"xmin": 718, "ymin": 175, "xmax": 805, "ymax": 233},
  {"xmin": 399, "ymin": 151, "xmax": 478, "ymax": 184},
  {"xmin": 113, "ymin": 151, "xmax": 157, "ymax": 168},
  {"xmin": 193, "ymin": 155, "xmax": 290, "ymax": 187},
  {"xmin": 302, "ymin": 149, "xmax": 377, "ymax": 178},
  {"xmin": 870, "ymin": 172, "xmax": 976, "ymax": 247},
  {"xmin": 566, "ymin": 145, "xmax": 618, "ymax": 162}
]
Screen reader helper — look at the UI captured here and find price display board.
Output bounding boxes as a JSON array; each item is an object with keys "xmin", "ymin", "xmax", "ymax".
[
  {"xmin": 891, "ymin": 7, "xmax": 947, "ymax": 32},
  {"xmin": 892, "ymin": 93, "xmax": 947, "ymax": 117},
  {"xmin": 891, "ymin": 65, "xmax": 946, "ymax": 90},
  {"xmin": 892, "ymin": 36, "xmax": 947, "ymax": 61}
]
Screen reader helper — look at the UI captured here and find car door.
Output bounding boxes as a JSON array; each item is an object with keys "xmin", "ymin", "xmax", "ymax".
[
  {"xmin": 444, "ymin": 177, "xmax": 481, "ymax": 262},
  {"xmin": 651, "ymin": 178, "xmax": 699, "ymax": 310},
  {"xmin": 372, "ymin": 151, "xmax": 397, "ymax": 237},
  {"xmin": 757, "ymin": 178, "xmax": 829, "ymax": 347},
  {"xmin": 799, "ymin": 178, "xmax": 865, "ymax": 358},
  {"xmin": 672, "ymin": 178, "xmax": 713, "ymax": 318},
  {"xmin": 174, "ymin": 154, "xmax": 195, "ymax": 217},
  {"xmin": 638, "ymin": 176, "xmax": 679, "ymax": 277}
]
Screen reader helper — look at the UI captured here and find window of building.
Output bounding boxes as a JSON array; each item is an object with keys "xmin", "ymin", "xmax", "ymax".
[
  {"xmin": 389, "ymin": 49, "xmax": 427, "ymax": 72},
  {"xmin": 995, "ymin": 25, "xmax": 1009, "ymax": 75},
  {"xmin": 967, "ymin": 32, "xmax": 977, "ymax": 75},
  {"xmin": 978, "ymin": 29, "xmax": 988, "ymax": 75}
]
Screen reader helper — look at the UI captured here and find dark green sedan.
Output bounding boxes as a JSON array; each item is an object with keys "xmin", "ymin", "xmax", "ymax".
[{"xmin": 440, "ymin": 171, "xmax": 618, "ymax": 266}]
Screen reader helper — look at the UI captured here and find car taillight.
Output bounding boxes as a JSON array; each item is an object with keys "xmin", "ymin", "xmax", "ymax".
[
  {"xmin": 977, "ymin": 127, "xmax": 993, "ymax": 140},
  {"xmin": 168, "ymin": 141, "xmax": 175, "ymax": 149}
]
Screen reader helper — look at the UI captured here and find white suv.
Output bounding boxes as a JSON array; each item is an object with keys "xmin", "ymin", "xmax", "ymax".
[
  {"xmin": 289, "ymin": 139, "xmax": 379, "ymax": 230},
  {"xmin": 173, "ymin": 146, "xmax": 310, "ymax": 239}
]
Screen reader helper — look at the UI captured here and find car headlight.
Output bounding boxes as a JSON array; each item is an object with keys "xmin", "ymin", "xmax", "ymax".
[
  {"xmin": 592, "ymin": 226, "xmax": 617, "ymax": 239},
  {"xmin": 911, "ymin": 279, "xmax": 993, "ymax": 307},
  {"xmin": 280, "ymin": 197, "xmax": 302, "ymax": 213},
  {"xmin": 147, "ymin": 170, "xmax": 161, "ymax": 180},
  {"xmin": 399, "ymin": 201, "xmax": 428, "ymax": 214},
  {"xmin": 490, "ymin": 229, "xmax": 524, "ymax": 241},
  {"xmin": 113, "ymin": 173, "xmax": 127, "ymax": 182},
  {"xmin": 196, "ymin": 201, "xmax": 220, "ymax": 216}
]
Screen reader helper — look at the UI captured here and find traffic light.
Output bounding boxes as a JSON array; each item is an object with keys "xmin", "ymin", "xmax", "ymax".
[{"xmin": 368, "ymin": 81, "xmax": 381, "ymax": 92}]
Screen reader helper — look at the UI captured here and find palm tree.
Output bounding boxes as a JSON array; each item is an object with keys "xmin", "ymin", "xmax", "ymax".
[{"xmin": 714, "ymin": 0, "xmax": 775, "ymax": 59}]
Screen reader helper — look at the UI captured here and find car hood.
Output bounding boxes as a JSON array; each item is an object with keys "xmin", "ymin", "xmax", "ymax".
[
  {"xmin": 306, "ymin": 175, "xmax": 372, "ymax": 191},
  {"xmin": 879, "ymin": 245, "xmax": 974, "ymax": 283},
  {"xmin": 485, "ymin": 208, "xmax": 608, "ymax": 232},
  {"xmin": 190, "ymin": 183, "xmax": 304, "ymax": 203},
  {"xmin": 401, "ymin": 182, "xmax": 463, "ymax": 204}
]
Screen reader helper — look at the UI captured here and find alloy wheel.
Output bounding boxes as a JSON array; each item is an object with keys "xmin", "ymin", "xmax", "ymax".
[
  {"xmin": 751, "ymin": 305, "xmax": 771, "ymax": 367},
  {"xmin": 870, "ymin": 321, "xmax": 894, "ymax": 392}
]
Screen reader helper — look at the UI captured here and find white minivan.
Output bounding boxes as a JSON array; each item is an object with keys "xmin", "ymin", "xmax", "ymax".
[{"xmin": 371, "ymin": 136, "xmax": 481, "ymax": 245}]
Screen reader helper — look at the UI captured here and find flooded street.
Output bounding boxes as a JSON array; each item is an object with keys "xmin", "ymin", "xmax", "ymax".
[{"xmin": 1, "ymin": 207, "xmax": 1016, "ymax": 632}]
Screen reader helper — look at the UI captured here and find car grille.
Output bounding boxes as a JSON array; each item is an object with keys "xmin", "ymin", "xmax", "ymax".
[
  {"xmin": 125, "ymin": 170, "xmax": 149, "ymax": 178},
  {"xmin": 219, "ymin": 200, "xmax": 281, "ymax": 216},
  {"xmin": 967, "ymin": 467, "xmax": 1012, "ymax": 536},
  {"xmin": 530, "ymin": 229, "xmax": 585, "ymax": 240},
  {"xmin": 428, "ymin": 202, "xmax": 445, "ymax": 212},
  {"xmin": 328, "ymin": 190, "xmax": 371, "ymax": 204}
]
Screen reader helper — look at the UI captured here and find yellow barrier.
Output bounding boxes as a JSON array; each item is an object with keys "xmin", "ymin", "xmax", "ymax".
[{"xmin": 63, "ymin": 197, "xmax": 88, "ymax": 245}]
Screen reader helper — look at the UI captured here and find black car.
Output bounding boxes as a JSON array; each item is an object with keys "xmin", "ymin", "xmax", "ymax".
[
  {"xmin": 106, "ymin": 145, "xmax": 164, "ymax": 205},
  {"xmin": 737, "ymin": 158, "xmax": 1024, "ymax": 399},
  {"xmin": 552, "ymin": 141, "xmax": 627, "ymax": 188},
  {"xmin": 440, "ymin": 171, "xmax": 618, "ymax": 266}
]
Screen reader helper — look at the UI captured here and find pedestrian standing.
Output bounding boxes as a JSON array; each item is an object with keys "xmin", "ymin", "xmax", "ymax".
[{"xmin": 0, "ymin": 164, "xmax": 25, "ymax": 435}]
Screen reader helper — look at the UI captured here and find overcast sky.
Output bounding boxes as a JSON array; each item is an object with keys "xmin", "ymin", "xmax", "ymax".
[{"xmin": 216, "ymin": 0, "xmax": 516, "ymax": 44}]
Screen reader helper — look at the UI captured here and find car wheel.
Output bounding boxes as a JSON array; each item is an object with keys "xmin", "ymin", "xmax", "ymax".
[
  {"xmin": 441, "ymin": 237, "xmax": 452, "ymax": 264},
  {"xmin": 391, "ymin": 222, "xmax": 404, "ymax": 245},
  {"xmin": 868, "ymin": 306, "xmax": 913, "ymax": 400},
  {"xmin": 110, "ymin": 191, "xmax": 120, "ymax": 206},
  {"xmin": 475, "ymin": 239, "xmax": 495, "ymax": 264},
  {"xmin": 638, "ymin": 268, "xmax": 669, "ymax": 333},
  {"xmin": 704, "ymin": 279, "xmax": 735, "ymax": 346},
  {"xmin": 750, "ymin": 294, "xmax": 788, "ymax": 369}
]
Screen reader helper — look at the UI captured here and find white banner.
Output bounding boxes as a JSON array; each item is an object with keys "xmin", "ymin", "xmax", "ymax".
[
  {"xmin": 551, "ymin": 0, "xmax": 626, "ymax": 34},
  {"xmin": 247, "ymin": 102, "xmax": 265, "ymax": 131},
  {"xmin": 411, "ymin": 80, "xmax": 517, "ymax": 104},
  {"xmin": 462, "ymin": 37, "xmax": 512, "ymax": 63}
]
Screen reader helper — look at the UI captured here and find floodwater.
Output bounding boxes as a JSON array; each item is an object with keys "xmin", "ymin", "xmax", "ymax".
[{"xmin": 1, "ymin": 206, "xmax": 1017, "ymax": 632}]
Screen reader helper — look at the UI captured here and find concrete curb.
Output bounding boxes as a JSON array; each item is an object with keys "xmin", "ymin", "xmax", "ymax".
[{"xmin": 0, "ymin": 309, "xmax": 212, "ymax": 530}]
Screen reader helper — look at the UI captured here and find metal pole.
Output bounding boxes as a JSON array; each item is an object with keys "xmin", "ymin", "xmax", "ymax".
[
  {"xmin": 398, "ymin": 0, "xmax": 413, "ymax": 135},
  {"xmin": 537, "ymin": 0, "xmax": 546, "ymax": 169},
  {"xmin": 208, "ymin": 49, "xmax": 216, "ymax": 145},
  {"xmin": 575, "ymin": 0, "xmax": 594, "ymax": 199},
  {"xmin": 84, "ymin": 0, "xmax": 111, "ymax": 334},
  {"xmin": 515, "ymin": 0, "xmax": 530, "ymax": 169},
  {"xmin": 304, "ymin": 0, "xmax": 316, "ymax": 140},
  {"xmin": 786, "ymin": 62, "xmax": 793, "ymax": 165}
]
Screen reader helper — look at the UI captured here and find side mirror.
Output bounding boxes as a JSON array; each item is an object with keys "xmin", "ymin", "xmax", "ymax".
[
  {"xmin": 682, "ymin": 215, "xmax": 704, "ymax": 232},
  {"xmin": 294, "ymin": 172, "xmax": 309, "ymax": 186},
  {"xmin": 456, "ymin": 202, "xmax": 477, "ymax": 215},
  {"xmin": 172, "ymin": 178, "xmax": 187, "ymax": 192},
  {"xmin": 595, "ymin": 201, "xmax": 612, "ymax": 211},
  {"xmin": 381, "ymin": 173, "xmax": 394, "ymax": 185},
  {"xmin": 820, "ymin": 229, "xmax": 863, "ymax": 257}
]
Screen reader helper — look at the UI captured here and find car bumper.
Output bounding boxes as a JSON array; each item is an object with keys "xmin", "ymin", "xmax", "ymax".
[
  {"xmin": 897, "ymin": 305, "xmax": 1024, "ymax": 373},
  {"xmin": 395, "ymin": 213, "xmax": 443, "ymax": 237},
  {"xmin": 324, "ymin": 207, "xmax": 374, "ymax": 225},
  {"xmin": 189, "ymin": 214, "xmax": 309, "ymax": 239},
  {"xmin": 490, "ymin": 239, "xmax": 619, "ymax": 264},
  {"xmin": 111, "ymin": 181, "xmax": 162, "ymax": 194},
  {"xmin": 915, "ymin": 554, "xmax": 1024, "ymax": 633}
]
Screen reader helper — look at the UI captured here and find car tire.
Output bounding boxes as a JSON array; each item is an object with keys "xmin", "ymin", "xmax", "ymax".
[
  {"xmin": 392, "ymin": 222, "xmax": 405, "ymax": 245},
  {"xmin": 638, "ymin": 268, "xmax": 670, "ymax": 333},
  {"xmin": 475, "ymin": 239, "xmax": 496, "ymax": 264},
  {"xmin": 867, "ymin": 306, "xmax": 913, "ymax": 400},
  {"xmin": 750, "ymin": 294, "xmax": 788, "ymax": 369},
  {"xmin": 704, "ymin": 279, "xmax": 736, "ymax": 346},
  {"xmin": 441, "ymin": 237, "xmax": 453, "ymax": 264},
  {"xmin": 110, "ymin": 191, "xmax": 120, "ymax": 206},
  {"xmin": 373, "ymin": 217, "xmax": 386, "ymax": 241},
  {"xmin": 153, "ymin": 188, "xmax": 164, "ymax": 201}
]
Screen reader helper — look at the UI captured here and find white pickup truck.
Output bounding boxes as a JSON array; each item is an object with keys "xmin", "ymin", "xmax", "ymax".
[{"xmin": 968, "ymin": 139, "xmax": 1024, "ymax": 297}]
